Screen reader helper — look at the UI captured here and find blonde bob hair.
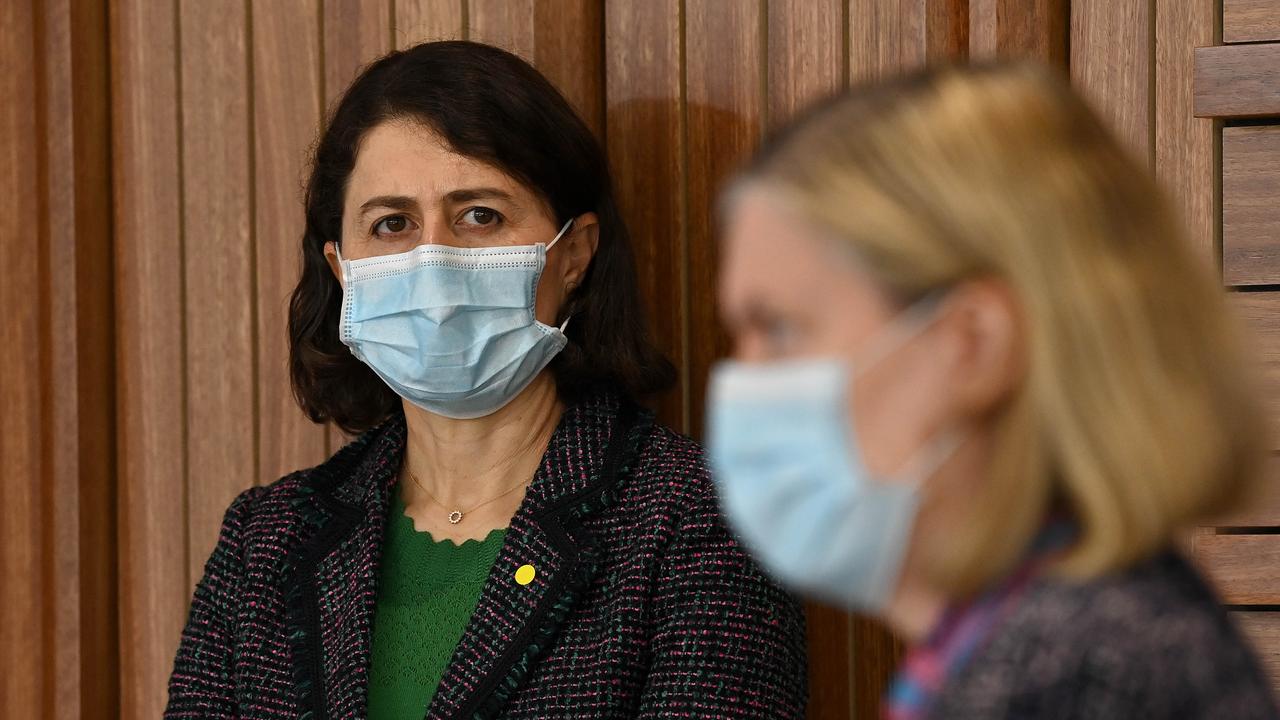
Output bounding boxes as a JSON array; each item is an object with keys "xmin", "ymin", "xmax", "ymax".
[{"xmin": 739, "ymin": 63, "xmax": 1267, "ymax": 596}]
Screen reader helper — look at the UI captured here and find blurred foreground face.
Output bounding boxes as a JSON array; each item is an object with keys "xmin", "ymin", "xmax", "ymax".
[
  {"xmin": 708, "ymin": 62, "xmax": 1265, "ymax": 620},
  {"xmin": 718, "ymin": 188, "xmax": 958, "ymax": 481}
]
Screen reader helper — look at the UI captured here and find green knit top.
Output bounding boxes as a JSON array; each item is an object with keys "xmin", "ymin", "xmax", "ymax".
[{"xmin": 368, "ymin": 487, "xmax": 506, "ymax": 719}]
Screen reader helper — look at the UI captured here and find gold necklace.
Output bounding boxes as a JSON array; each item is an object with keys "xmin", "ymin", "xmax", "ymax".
[{"xmin": 408, "ymin": 470, "xmax": 532, "ymax": 525}]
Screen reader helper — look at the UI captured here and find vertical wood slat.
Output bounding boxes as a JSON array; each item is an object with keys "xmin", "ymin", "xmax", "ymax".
[
  {"xmin": 1155, "ymin": 0, "xmax": 1216, "ymax": 264},
  {"xmin": 395, "ymin": 0, "xmax": 464, "ymax": 47},
  {"xmin": 39, "ymin": 0, "xmax": 118, "ymax": 717},
  {"xmin": 323, "ymin": 0, "xmax": 393, "ymax": 112},
  {"xmin": 111, "ymin": 0, "xmax": 188, "ymax": 716},
  {"xmin": 532, "ymin": 0, "xmax": 605, "ymax": 138},
  {"xmin": 685, "ymin": 0, "xmax": 764, "ymax": 441},
  {"xmin": 465, "ymin": 1, "xmax": 604, "ymax": 138},
  {"xmin": 767, "ymin": 0, "xmax": 845, "ymax": 129},
  {"xmin": 969, "ymin": 0, "xmax": 1067, "ymax": 65},
  {"xmin": 1070, "ymin": 0, "xmax": 1154, "ymax": 166},
  {"xmin": 253, "ymin": 0, "xmax": 328, "ymax": 484},
  {"xmin": 468, "ymin": 0, "xmax": 535, "ymax": 60},
  {"xmin": 1, "ymin": 1, "xmax": 47, "ymax": 716},
  {"xmin": 604, "ymin": 0, "xmax": 687, "ymax": 432},
  {"xmin": 849, "ymin": 0, "xmax": 968, "ymax": 84},
  {"xmin": 180, "ymin": 0, "xmax": 256, "ymax": 594}
]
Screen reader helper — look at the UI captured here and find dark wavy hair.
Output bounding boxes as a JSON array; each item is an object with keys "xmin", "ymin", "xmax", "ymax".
[{"xmin": 289, "ymin": 41, "xmax": 675, "ymax": 434}]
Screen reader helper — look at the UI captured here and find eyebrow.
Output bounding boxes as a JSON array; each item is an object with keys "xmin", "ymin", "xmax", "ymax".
[
  {"xmin": 357, "ymin": 187, "xmax": 517, "ymax": 218},
  {"xmin": 358, "ymin": 195, "xmax": 419, "ymax": 217},
  {"xmin": 445, "ymin": 187, "xmax": 515, "ymax": 204}
]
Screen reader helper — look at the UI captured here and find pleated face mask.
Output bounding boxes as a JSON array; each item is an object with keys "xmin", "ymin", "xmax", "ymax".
[{"xmin": 336, "ymin": 219, "xmax": 573, "ymax": 419}]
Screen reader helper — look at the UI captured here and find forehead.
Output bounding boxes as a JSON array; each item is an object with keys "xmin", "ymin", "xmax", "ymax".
[
  {"xmin": 345, "ymin": 120, "xmax": 528, "ymax": 201},
  {"xmin": 720, "ymin": 190, "xmax": 867, "ymax": 309}
]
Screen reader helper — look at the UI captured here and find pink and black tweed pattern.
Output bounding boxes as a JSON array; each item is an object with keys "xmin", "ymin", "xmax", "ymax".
[{"xmin": 165, "ymin": 394, "xmax": 808, "ymax": 719}]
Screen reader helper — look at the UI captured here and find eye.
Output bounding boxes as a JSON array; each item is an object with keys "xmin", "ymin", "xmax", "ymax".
[
  {"xmin": 459, "ymin": 207, "xmax": 503, "ymax": 227},
  {"xmin": 372, "ymin": 214, "xmax": 415, "ymax": 238}
]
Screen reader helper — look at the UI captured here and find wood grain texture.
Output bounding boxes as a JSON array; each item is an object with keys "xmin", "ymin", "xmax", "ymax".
[
  {"xmin": 468, "ymin": 0, "xmax": 534, "ymax": 60},
  {"xmin": 532, "ymin": 0, "xmax": 604, "ymax": 138},
  {"xmin": 180, "ymin": 0, "xmax": 256, "ymax": 595},
  {"xmin": 604, "ymin": 0, "xmax": 687, "ymax": 432},
  {"xmin": 968, "ymin": 0, "xmax": 1068, "ymax": 64},
  {"xmin": 849, "ymin": 0, "xmax": 968, "ymax": 84},
  {"xmin": 253, "ymin": 0, "xmax": 328, "ymax": 485},
  {"xmin": 1196, "ymin": 534, "xmax": 1280, "ymax": 604},
  {"xmin": 395, "ymin": 0, "xmax": 464, "ymax": 47},
  {"xmin": 39, "ymin": 0, "xmax": 118, "ymax": 717},
  {"xmin": 1214, "ymin": 456, "xmax": 1280, "ymax": 527},
  {"xmin": 768, "ymin": 0, "xmax": 845, "ymax": 129},
  {"xmin": 1070, "ymin": 0, "xmax": 1153, "ymax": 165},
  {"xmin": 1224, "ymin": 126, "xmax": 1280, "ymax": 286},
  {"xmin": 851, "ymin": 615, "xmax": 905, "ymax": 718},
  {"xmin": 1231, "ymin": 292, "xmax": 1280, "ymax": 450},
  {"xmin": 686, "ymin": 0, "xmax": 763, "ymax": 441},
  {"xmin": 1236, "ymin": 612, "xmax": 1280, "ymax": 688},
  {"xmin": 804, "ymin": 604, "xmax": 855, "ymax": 720},
  {"xmin": 1155, "ymin": 0, "xmax": 1216, "ymax": 264},
  {"xmin": 1224, "ymin": 0, "xmax": 1280, "ymax": 44},
  {"xmin": 1194, "ymin": 44, "xmax": 1280, "ymax": 119},
  {"xmin": 323, "ymin": 0, "xmax": 393, "ymax": 109},
  {"xmin": 1, "ymin": 1, "xmax": 47, "ymax": 715},
  {"xmin": 111, "ymin": 0, "xmax": 189, "ymax": 716}
]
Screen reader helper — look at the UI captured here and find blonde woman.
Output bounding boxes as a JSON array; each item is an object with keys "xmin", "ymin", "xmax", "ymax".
[{"xmin": 708, "ymin": 64, "xmax": 1279, "ymax": 719}]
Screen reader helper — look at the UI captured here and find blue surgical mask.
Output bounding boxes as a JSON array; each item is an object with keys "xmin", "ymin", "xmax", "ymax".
[
  {"xmin": 706, "ymin": 298, "xmax": 960, "ymax": 612},
  {"xmin": 336, "ymin": 219, "xmax": 574, "ymax": 419}
]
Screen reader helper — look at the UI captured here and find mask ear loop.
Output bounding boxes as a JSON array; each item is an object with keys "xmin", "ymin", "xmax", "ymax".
[
  {"xmin": 545, "ymin": 217, "xmax": 576, "ymax": 251},
  {"xmin": 547, "ymin": 217, "xmax": 577, "ymax": 334}
]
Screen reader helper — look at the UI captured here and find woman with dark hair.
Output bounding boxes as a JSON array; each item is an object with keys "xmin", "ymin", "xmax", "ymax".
[{"xmin": 165, "ymin": 41, "xmax": 806, "ymax": 720}]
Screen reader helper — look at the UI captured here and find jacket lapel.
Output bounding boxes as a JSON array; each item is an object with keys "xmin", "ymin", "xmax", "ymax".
[
  {"xmin": 285, "ymin": 415, "xmax": 404, "ymax": 720},
  {"xmin": 427, "ymin": 397, "xmax": 647, "ymax": 720}
]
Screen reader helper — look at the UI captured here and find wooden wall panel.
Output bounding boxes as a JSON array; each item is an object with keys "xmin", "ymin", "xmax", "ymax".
[
  {"xmin": 1231, "ymin": 293, "xmax": 1280, "ymax": 451},
  {"xmin": 111, "ymin": 0, "xmax": 189, "ymax": 716},
  {"xmin": 1071, "ymin": 0, "xmax": 1154, "ymax": 165},
  {"xmin": 179, "ymin": 0, "xmax": 257, "ymax": 594},
  {"xmin": 395, "ymin": 0, "xmax": 464, "ymax": 47},
  {"xmin": 686, "ymin": 0, "xmax": 764, "ymax": 441},
  {"xmin": 1, "ymin": 2, "xmax": 47, "ymax": 715},
  {"xmin": 969, "ymin": 0, "xmax": 1067, "ymax": 64},
  {"xmin": 1224, "ymin": 126, "xmax": 1280, "ymax": 286},
  {"xmin": 323, "ymin": 0, "xmax": 393, "ymax": 111},
  {"xmin": 1237, "ymin": 613, "xmax": 1280, "ymax": 688},
  {"xmin": 1155, "ymin": 0, "xmax": 1216, "ymax": 263},
  {"xmin": 531, "ymin": 1, "xmax": 605, "ymax": 138},
  {"xmin": 253, "ymin": 1, "xmax": 329, "ymax": 483},
  {"xmin": 849, "ymin": 0, "xmax": 967, "ymax": 84},
  {"xmin": 1218, "ymin": 457, "xmax": 1280, "ymax": 528},
  {"xmin": 604, "ymin": 0, "xmax": 687, "ymax": 432},
  {"xmin": 38, "ymin": 0, "xmax": 118, "ymax": 717},
  {"xmin": 1194, "ymin": 44, "xmax": 1280, "ymax": 120},
  {"xmin": 468, "ymin": 0, "xmax": 535, "ymax": 60},
  {"xmin": 1196, "ymin": 534, "xmax": 1280, "ymax": 605},
  {"xmin": 767, "ymin": 0, "xmax": 845, "ymax": 129},
  {"xmin": 1224, "ymin": 0, "xmax": 1280, "ymax": 44}
]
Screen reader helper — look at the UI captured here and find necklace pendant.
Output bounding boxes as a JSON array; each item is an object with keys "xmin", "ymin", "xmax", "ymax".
[{"xmin": 448, "ymin": 510, "xmax": 463, "ymax": 524}]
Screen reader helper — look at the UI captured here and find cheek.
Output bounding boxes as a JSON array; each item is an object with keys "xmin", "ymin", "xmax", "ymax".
[
  {"xmin": 848, "ymin": 353, "xmax": 952, "ymax": 479},
  {"xmin": 532, "ymin": 256, "xmax": 567, "ymax": 325}
]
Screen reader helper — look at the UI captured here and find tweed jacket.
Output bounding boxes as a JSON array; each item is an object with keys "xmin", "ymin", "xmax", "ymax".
[
  {"xmin": 165, "ymin": 394, "xmax": 808, "ymax": 719},
  {"xmin": 929, "ymin": 551, "xmax": 1279, "ymax": 719}
]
